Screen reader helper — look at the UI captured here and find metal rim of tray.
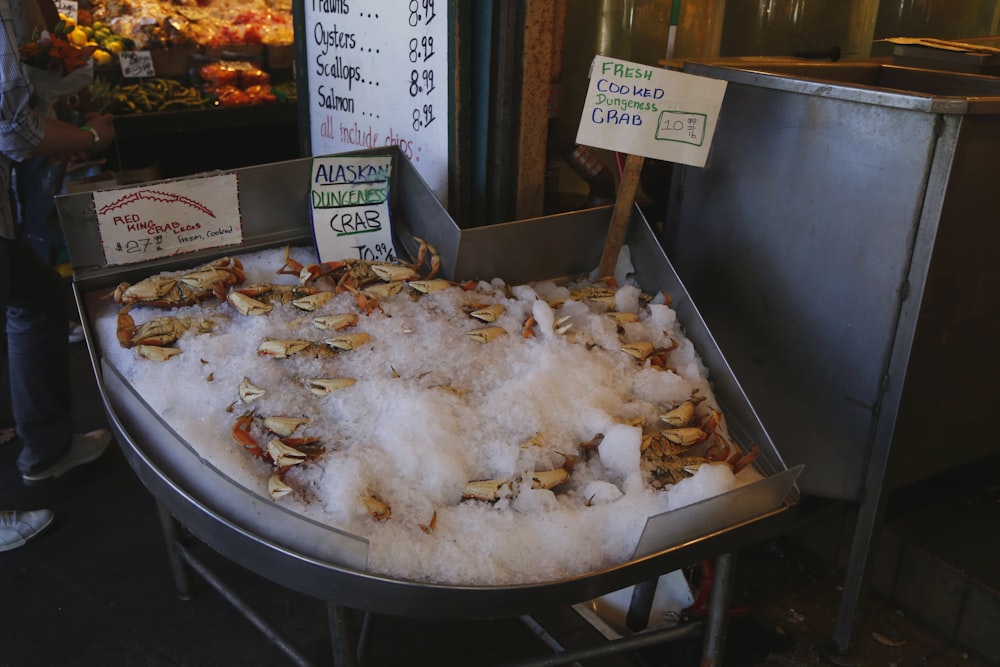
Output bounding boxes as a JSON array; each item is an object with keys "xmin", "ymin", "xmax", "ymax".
[{"xmin": 105, "ymin": 390, "xmax": 797, "ymax": 619}]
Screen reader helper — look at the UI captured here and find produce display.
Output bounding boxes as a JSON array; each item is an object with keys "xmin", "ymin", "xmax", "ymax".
[
  {"xmin": 19, "ymin": 13, "xmax": 130, "ymax": 73},
  {"xmin": 93, "ymin": 245, "xmax": 765, "ymax": 585},
  {"xmin": 89, "ymin": 0, "xmax": 293, "ymax": 49},
  {"xmin": 198, "ymin": 62, "xmax": 279, "ymax": 107},
  {"xmin": 26, "ymin": 2, "xmax": 296, "ymax": 115},
  {"xmin": 87, "ymin": 65, "xmax": 289, "ymax": 113},
  {"xmin": 91, "ymin": 77, "xmax": 208, "ymax": 113}
]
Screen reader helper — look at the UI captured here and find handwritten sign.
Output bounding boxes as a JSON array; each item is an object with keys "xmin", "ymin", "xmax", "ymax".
[
  {"xmin": 303, "ymin": 1, "xmax": 449, "ymax": 204},
  {"xmin": 119, "ymin": 51, "xmax": 155, "ymax": 79},
  {"xmin": 310, "ymin": 155, "xmax": 396, "ymax": 263},
  {"xmin": 93, "ymin": 174, "xmax": 242, "ymax": 266},
  {"xmin": 55, "ymin": 0, "xmax": 77, "ymax": 22},
  {"xmin": 576, "ymin": 56, "xmax": 727, "ymax": 168}
]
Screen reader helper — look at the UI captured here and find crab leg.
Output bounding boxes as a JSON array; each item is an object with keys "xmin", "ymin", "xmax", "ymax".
[{"xmin": 232, "ymin": 413, "xmax": 265, "ymax": 458}]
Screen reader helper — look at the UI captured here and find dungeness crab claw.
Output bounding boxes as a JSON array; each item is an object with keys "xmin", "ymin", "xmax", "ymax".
[
  {"xmin": 325, "ymin": 332, "xmax": 370, "ymax": 351},
  {"xmin": 257, "ymin": 338, "xmax": 338, "ymax": 358},
  {"xmin": 365, "ymin": 495, "xmax": 391, "ymax": 521},
  {"xmin": 312, "ymin": 313, "xmax": 359, "ymax": 331},
  {"xmin": 466, "ymin": 326, "xmax": 506, "ymax": 343},
  {"xmin": 305, "ymin": 378, "xmax": 357, "ymax": 395},
  {"xmin": 238, "ymin": 377, "xmax": 266, "ymax": 403}
]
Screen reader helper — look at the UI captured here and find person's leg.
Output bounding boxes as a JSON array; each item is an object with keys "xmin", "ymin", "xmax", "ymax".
[
  {"xmin": 2, "ymin": 235, "xmax": 74, "ymax": 474},
  {"xmin": 13, "ymin": 157, "xmax": 67, "ymax": 266}
]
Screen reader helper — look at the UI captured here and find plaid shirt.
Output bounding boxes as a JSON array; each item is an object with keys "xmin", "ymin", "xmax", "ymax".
[{"xmin": 0, "ymin": 1, "xmax": 46, "ymax": 239}]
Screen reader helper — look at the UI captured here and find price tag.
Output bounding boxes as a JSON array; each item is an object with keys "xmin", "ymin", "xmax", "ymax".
[
  {"xmin": 119, "ymin": 51, "xmax": 156, "ymax": 79},
  {"xmin": 55, "ymin": 0, "xmax": 77, "ymax": 22},
  {"xmin": 576, "ymin": 56, "xmax": 727, "ymax": 168},
  {"xmin": 92, "ymin": 174, "xmax": 243, "ymax": 266},
  {"xmin": 310, "ymin": 155, "xmax": 397, "ymax": 264}
]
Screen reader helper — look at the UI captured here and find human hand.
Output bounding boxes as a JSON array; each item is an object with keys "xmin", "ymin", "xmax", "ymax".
[{"xmin": 83, "ymin": 113, "xmax": 117, "ymax": 153}]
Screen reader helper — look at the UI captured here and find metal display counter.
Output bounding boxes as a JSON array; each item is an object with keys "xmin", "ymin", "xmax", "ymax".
[
  {"xmin": 662, "ymin": 59, "xmax": 1000, "ymax": 653},
  {"xmin": 56, "ymin": 149, "xmax": 801, "ymax": 665}
]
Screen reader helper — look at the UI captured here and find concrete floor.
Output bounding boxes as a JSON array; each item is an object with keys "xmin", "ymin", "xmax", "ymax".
[{"xmin": 1, "ymin": 289, "xmax": 997, "ymax": 666}]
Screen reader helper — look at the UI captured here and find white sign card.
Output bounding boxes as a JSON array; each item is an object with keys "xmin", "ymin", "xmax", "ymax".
[
  {"xmin": 310, "ymin": 155, "xmax": 397, "ymax": 263},
  {"xmin": 119, "ymin": 50, "xmax": 155, "ymax": 78},
  {"xmin": 55, "ymin": 0, "xmax": 77, "ymax": 22},
  {"xmin": 93, "ymin": 173, "xmax": 242, "ymax": 266},
  {"xmin": 576, "ymin": 56, "xmax": 727, "ymax": 168},
  {"xmin": 303, "ymin": 1, "xmax": 449, "ymax": 204}
]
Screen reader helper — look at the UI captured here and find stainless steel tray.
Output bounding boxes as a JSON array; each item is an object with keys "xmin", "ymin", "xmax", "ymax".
[{"xmin": 57, "ymin": 149, "xmax": 800, "ymax": 618}]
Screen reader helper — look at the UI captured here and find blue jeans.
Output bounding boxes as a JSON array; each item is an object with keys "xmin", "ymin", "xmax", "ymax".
[
  {"xmin": 13, "ymin": 157, "xmax": 68, "ymax": 265},
  {"xmin": 0, "ymin": 234, "xmax": 73, "ymax": 474}
]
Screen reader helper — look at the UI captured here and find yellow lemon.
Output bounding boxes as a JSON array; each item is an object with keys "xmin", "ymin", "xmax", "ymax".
[
  {"xmin": 68, "ymin": 27, "xmax": 88, "ymax": 46},
  {"xmin": 105, "ymin": 40, "xmax": 124, "ymax": 55},
  {"xmin": 92, "ymin": 49, "xmax": 112, "ymax": 67}
]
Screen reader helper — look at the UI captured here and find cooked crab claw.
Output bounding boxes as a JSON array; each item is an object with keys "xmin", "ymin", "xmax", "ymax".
[
  {"xmin": 531, "ymin": 468, "xmax": 570, "ymax": 490},
  {"xmin": 408, "ymin": 279, "xmax": 453, "ymax": 295},
  {"xmin": 325, "ymin": 332, "xmax": 370, "ymax": 350},
  {"xmin": 365, "ymin": 495, "xmax": 391, "ymax": 521},
  {"xmin": 136, "ymin": 345, "xmax": 183, "ymax": 361},
  {"xmin": 468, "ymin": 304, "xmax": 505, "ymax": 323},
  {"xmin": 466, "ymin": 326, "xmax": 507, "ymax": 343},
  {"xmin": 228, "ymin": 291, "xmax": 273, "ymax": 316},
  {"xmin": 292, "ymin": 292, "xmax": 335, "ymax": 311},
  {"xmin": 661, "ymin": 427, "xmax": 708, "ymax": 447},
  {"xmin": 262, "ymin": 416, "xmax": 309, "ymax": 437},
  {"xmin": 312, "ymin": 313, "xmax": 359, "ymax": 331},
  {"xmin": 266, "ymin": 439, "xmax": 309, "ymax": 467},
  {"xmin": 461, "ymin": 479, "xmax": 510, "ymax": 501},
  {"xmin": 238, "ymin": 377, "xmax": 266, "ymax": 403},
  {"xmin": 660, "ymin": 401, "xmax": 695, "ymax": 428},
  {"xmin": 268, "ymin": 472, "xmax": 293, "ymax": 501},
  {"xmin": 621, "ymin": 341, "xmax": 654, "ymax": 361},
  {"xmin": 305, "ymin": 377, "xmax": 357, "ymax": 395}
]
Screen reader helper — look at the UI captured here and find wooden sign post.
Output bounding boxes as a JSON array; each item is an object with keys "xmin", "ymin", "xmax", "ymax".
[
  {"xmin": 576, "ymin": 56, "xmax": 727, "ymax": 277},
  {"xmin": 598, "ymin": 153, "xmax": 645, "ymax": 277}
]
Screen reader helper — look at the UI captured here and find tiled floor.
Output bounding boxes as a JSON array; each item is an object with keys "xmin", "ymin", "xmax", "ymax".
[{"xmin": 1, "ymin": 299, "xmax": 997, "ymax": 666}]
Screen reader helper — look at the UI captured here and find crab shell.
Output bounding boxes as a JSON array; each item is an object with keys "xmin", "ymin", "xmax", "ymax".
[{"xmin": 113, "ymin": 257, "xmax": 245, "ymax": 307}]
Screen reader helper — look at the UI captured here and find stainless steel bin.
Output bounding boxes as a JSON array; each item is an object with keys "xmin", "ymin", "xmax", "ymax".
[{"xmin": 664, "ymin": 61, "xmax": 1000, "ymax": 502}]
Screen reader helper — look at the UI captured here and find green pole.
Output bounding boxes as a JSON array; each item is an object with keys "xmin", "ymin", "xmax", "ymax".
[{"xmin": 666, "ymin": 0, "xmax": 681, "ymax": 60}]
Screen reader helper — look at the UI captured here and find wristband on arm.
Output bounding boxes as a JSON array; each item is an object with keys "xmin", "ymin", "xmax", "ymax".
[{"xmin": 80, "ymin": 125, "xmax": 100, "ymax": 148}]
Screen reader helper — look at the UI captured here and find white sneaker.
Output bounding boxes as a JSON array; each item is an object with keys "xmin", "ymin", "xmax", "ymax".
[
  {"xmin": 68, "ymin": 322, "xmax": 85, "ymax": 344},
  {"xmin": 21, "ymin": 429, "xmax": 112, "ymax": 484},
  {"xmin": 0, "ymin": 509, "xmax": 54, "ymax": 552}
]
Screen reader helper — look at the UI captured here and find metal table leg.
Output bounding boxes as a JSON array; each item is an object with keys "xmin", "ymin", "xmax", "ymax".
[
  {"xmin": 328, "ymin": 603, "xmax": 358, "ymax": 667},
  {"xmin": 156, "ymin": 501, "xmax": 192, "ymax": 601},
  {"xmin": 626, "ymin": 578, "xmax": 659, "ymax": 632},
  {"xmin": 700, "ymin": 553, "xmax": 735, "ymax": 667},
  {"xmin": 155, "ymin": 503, "xmax": 318, "ymax": 666},
  {"xmin": 153, "ymin": 503, "xmax": 740, "ymax": 666},
  {"xmin": 176, "ymin": 541, "xmax": 317, "ymax": 667}
]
